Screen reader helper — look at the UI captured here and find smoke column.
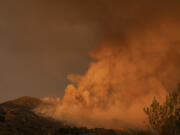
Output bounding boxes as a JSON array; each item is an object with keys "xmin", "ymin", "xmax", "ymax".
[{"xmin": 35, "ymin": 1, "xmax": 180, "ymax": 129}]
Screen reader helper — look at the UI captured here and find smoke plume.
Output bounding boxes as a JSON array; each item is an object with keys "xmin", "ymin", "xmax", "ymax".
[{"xmin": 35, "ymin": 1, "xmax": 180, "ymax": 129}]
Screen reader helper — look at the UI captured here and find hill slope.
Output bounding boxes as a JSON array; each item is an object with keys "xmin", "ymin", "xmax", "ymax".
[{"xmin": 0, "ymin": 96, "xmax": 64, "ymax": 135}]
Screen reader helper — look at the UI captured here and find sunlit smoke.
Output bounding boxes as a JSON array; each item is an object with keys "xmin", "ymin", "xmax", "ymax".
[
  {"xmin": 35, "ymin": 20, "xmax": 180, "ymax": 129},
  {"xmin": 34, "ymin": 0, "xmax": 180, "ymax": 129}
]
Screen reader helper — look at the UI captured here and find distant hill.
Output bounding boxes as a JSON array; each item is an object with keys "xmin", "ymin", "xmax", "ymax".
[
  {"xmin": 1, "ymin": 96, "xmax": 42, "ymax": 109},
  {"xmin": 0, "ymin": 96, "xmax": 65, "ymax": 135}
]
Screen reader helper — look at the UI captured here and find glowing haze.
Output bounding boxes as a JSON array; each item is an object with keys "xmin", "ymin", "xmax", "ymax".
[
  {"xmin": 6, "ymin": 0, "xmax": 178, "ymax": 129},
  {"xmin": 36, "ymin": 24, "xmax": 180, "ymax": 130}
]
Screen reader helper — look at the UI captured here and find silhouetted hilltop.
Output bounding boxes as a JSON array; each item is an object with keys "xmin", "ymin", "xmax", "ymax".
[
  {"xmin": 1, "ymin": 96, "xmax": 42, "ymax": 109},
  {"xmin": 0, "ymin": 96, "xmax": 64, "ymax": 135}
]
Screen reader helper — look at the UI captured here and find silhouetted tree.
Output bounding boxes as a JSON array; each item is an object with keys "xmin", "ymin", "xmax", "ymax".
[{"xmin": 144, "ymin": 84, "xmax": 180, "ymax": 135}]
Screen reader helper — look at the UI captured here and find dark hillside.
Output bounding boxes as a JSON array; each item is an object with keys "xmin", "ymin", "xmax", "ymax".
[{"xmin": 0, "ymin": 96, "xmax": 64, "ymax": 135}]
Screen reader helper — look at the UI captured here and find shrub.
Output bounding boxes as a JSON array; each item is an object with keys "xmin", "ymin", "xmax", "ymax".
[{"xmin": 144, "ymin": 84, "xmax": 180, "ymax": 135}]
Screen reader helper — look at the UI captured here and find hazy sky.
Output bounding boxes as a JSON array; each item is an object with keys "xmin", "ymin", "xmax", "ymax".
[
  {"xmin": 0, "ymin": 0, "xmax": 180, "ymax": 102},
  {"xmin": 0, "ymin": 0, "xmax": 102, "ymax": 102}
]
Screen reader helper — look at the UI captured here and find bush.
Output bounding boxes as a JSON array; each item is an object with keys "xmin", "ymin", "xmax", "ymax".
[{"xmin": 144, "ymin": 84, "xmax": 180, "ymax": 135}]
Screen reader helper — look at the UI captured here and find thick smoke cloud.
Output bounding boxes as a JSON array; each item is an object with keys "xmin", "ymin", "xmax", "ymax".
[{"xmin": 35, "ymin": 0, "xmax": 180, "ymax": 129}]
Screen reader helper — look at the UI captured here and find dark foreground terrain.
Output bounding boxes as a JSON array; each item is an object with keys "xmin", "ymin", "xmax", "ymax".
[{"xmin": 0, "ymin": 97, "xmax": 152, "ymax": 135}]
